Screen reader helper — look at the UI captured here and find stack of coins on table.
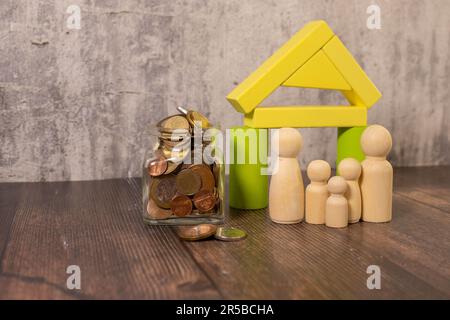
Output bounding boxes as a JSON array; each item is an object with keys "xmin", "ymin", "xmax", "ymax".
[{"xmin": 145, "ymin": 107, "xmax": 221, "ymax": 220}]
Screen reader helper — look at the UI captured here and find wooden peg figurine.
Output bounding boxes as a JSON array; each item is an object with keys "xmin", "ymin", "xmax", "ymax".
[
  {"xmin": 305, "ymin": 160, "xmax": 331, "ymax": 224},
  {"xmin": 325, "ymin": 176, "xmax": 348, "ymax": 228},
  {"xmin": 360, "ymin": 125, "xmax": 393, "ymax": 223},
  {"xmin": 338, "ymin": 158, "xmax": 362, "ymax": 223},
  {"xmin": 269, "ymin": 128, "xmax": 304, "ymax": 224}
]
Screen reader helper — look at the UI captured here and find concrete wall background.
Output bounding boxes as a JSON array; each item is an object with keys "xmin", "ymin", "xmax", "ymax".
[{"xmin": 1, "ymin": 0, "xmax": 449, "ymax": 182}]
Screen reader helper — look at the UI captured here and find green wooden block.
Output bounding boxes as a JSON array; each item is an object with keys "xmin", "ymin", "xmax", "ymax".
[
  {"xmin": 337, "ymin": 126, "xmax": 366, "ymax": 173},
  {"xmin": 229, "ymin": 127, "xmax": 268, "ymax": 209}
]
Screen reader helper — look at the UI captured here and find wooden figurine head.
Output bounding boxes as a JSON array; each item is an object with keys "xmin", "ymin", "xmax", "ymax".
[
  {"xmin": 277, "ymin": 128, "xmax": 303, "ymax": 158},
  {"xmin": 361, "ymin": 125, "xmax": 392, "ymax": 158},
  {"xmin": 307, "ymin": 160, "xmax": 331, "ymax": 183},
  {"xmin": 338, "ymin": 158, "xmax": 361, "ymax": 181},
  {"xmin": 328, "ymin": 176, "xmax": 347, "ymax": 195}
]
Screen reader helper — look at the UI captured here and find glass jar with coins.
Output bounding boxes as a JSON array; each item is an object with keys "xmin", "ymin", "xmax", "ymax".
[{"xmin": 142, "ymin": 107, "xmax": 225, "ymax": 225}]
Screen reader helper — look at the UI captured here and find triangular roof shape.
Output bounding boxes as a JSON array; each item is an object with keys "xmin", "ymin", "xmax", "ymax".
[{"xmin": 226, "ymin": 20, "xmax": 381, "ymax": 118}]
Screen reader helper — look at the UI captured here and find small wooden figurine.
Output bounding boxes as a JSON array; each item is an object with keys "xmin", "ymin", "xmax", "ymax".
[
  {"xmin": 325, "ymin": 176, "xmax": 348, "ymax": 228},
  {"xmin": 360, "ymin": 124, "xmax": 393, "ymax": 223},
  {"xmin": 269, "ymin": 128, "xmax": 304, "ymax": 224},
  {"xmin": 338, "ymin": 158, "xmax": 362, "ymax": 223},
  {"xmin": 305, "ymin": 160, "xmax": 331, "ymax": 224}
]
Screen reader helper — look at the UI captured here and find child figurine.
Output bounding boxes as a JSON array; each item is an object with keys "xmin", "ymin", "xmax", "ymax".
[
  {"xmin": 338, "ymin": 158, "xmax": 362, "ymax": 223},
  {"xmin": 325, "ymin": 176, "xmax": 348, "ymax": 228},
  {"xmin": 306, "ymin": 160, "xmax": 331, "ymax": 224}
]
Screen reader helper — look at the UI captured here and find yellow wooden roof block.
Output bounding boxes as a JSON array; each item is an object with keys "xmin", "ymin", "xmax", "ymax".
[
  {"xmin": 226, "ymin": 20, "xmax": 382, "ymax": 117},
  {"xmin": 244, "ymin": 106, "xmax": 367, "ymax": 128},
  {"xmin": 226, "ymin": 20, "xmax": 334, "ymax": 114},
  {"xmin": 322, "ymin": 36, "xmax": 381, "ymax": 108},
  {"xmin": 282, "ymin": 50, "xmax": 351, "ymax": 90}
]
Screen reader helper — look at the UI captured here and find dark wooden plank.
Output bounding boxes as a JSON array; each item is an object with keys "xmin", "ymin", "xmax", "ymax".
[
  {"xmin": 1, "ymin": 166, "xmax": 449, "ymax": 299},
  {"xmin": 183, "ymin": 170, "xmax": 450, "ymax": 299},
  {"xmin": 0, "ymin": 183, "xmax": 22, "ymax": 260},
  {"xmin": 345, "ymin": 193, "xmax": 450, "ymax": 296},
  {"xmin": 0, "ymin": 179, "xmax": 221, "ymax": 299},
  {"xmin": 395, "ymin": 187, "xmax": 450, "ymax": 213},
  {"xmin": 394, "ymin": 166, "xmax": 450, "ymax": 190},
  {"xmin": 394, "ymin": 166, "xmax": 450, "ymax": 212},
  {"xmin": 0, "ymin": 181, "xmax": 24, "ymax": 296}
]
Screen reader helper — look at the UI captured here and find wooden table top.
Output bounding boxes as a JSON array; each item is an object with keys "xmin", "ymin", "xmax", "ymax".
[{"xmin": 0, "ymin": 167, "xmax": 449, "ymax": 299}]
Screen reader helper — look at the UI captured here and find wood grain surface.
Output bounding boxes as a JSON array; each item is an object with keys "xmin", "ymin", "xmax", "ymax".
[{"xmin": 0, "ymin": 167, "xmax": 449, "ymax": 299}]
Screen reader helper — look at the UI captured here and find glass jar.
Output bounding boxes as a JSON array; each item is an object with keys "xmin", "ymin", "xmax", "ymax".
[{"xmin": 142, "ymin": 130, "xmax": 225, "ymax": 226}]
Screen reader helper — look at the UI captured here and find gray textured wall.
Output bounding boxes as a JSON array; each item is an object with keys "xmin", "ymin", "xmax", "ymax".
[{"xmin": 1, "ymin": 0, "xmax": 449, "ymax": 182}]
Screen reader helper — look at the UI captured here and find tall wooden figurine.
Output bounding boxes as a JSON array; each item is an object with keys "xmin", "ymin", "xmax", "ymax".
[
  {"xmin": 338, "ymin": 158, "xmax": 362, "ymax": 223},
  {"xmin": 360, "ymin": 125, "xmax": 393, "ymax": 223},
  {"xmin": 306, "ymin": 160, "xmax": 331, "ymax": 224},
  {"xmin": 325, "ymin": 176, "xmax": 348, "ymax": 228},
  {"xmin": 269, "ymin": 128, "xmax": 304, "ymax": 224}
]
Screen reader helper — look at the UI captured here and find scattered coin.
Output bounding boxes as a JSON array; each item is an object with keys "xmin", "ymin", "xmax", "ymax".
[
  {"xmin": 147, "ymin": 157, "xmax": 168, "ymax": 177},
  {"xmin": 193, "ymin": 189, "xmax": 216, "ymax": 213},
  {"xmin": 176, "ymin": 224, "xmax": 218, "ymax": 241},
  {"xmin": 170, "ymin": 194, "xmax": 193, "ymax": 217},
  {"xmin": 176, "ymin": 169, "xmax": 201, "ymax": 196},
  {"xmin": 149, "ymin": 175, "xmax": 177, "ymax": 209},
  {"xmin": 147, "ymin": 198, "xmax": 172, "ymax": 219},
  {"xmin": 190, "ymin": 164, "xmax": 215, "ymax": 192},
  {"xmin": 214, "ymin": 227, "xmax": 247, "ymax": 242}
]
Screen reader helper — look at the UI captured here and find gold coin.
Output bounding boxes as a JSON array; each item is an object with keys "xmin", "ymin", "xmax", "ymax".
[
  {"xmin": 187, "ymin": 111, "xmax": 210, "ymax": 128},
  {"xmin": 149, "ymin": 175, "xmax": 177, "ymax": 209},
  {"xmin": 164, "ymin": 160, "xmax": 181, "ymax": 175},
  {"xmin": 161, "ymin": 145, "xmax": 189, "ymax": 161},
  {"xmin": 175, "ymin": 224, "xmax": 218, "ymax": 241},
  {"xmin": 189, "ymin": 164, "xmax": 215, "ymax": 192},
  {"xmin": 147, "ymin": 198, "xmax": 172, "ymax": 219},
  {"xmin": 160, "ymin": 138, "xmax": 191, "ymax": 150},
  {"xmin": 159, "ymin": 128, "xmax": 191, "ymax": 136},
  {"xmin": 159, "ymin": 131, "xmax": 189, "ymax": 141},
  {"xmin": 175, "ymin": 169, "xmax": 201, "ymax": 196},
  {"xmin": 157, "ymin": 115, "xmax": 190, "ymax": 132},
  {"xmin": 214, "ymin": 227, "xmax": 247, "ymax": 242}
]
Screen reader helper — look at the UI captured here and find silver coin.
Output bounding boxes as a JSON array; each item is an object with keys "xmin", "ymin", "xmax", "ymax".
[{"xmin": 214, "ymin": 227, "xmax": 247, "ymax": 242}]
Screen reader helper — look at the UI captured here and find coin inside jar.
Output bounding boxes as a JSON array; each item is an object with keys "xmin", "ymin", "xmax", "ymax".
[
  {"xmin": 159, "ymin": 132, "xmax": 189, "ymax": 142},
  {"xmin": 187, "ymin": 111, "xmax": 210, "ymax": 128},
  {"xmin": 147, "ymin": 157, "xmax": 168, "ymax": 177},
  {"xmin": 170, "ymin": 194, "xmax": 193, "ymax": 217},
  {"xmin": 164, "ymin": 160, "xmax": 182, "ymax": 175},
  {"xmin": 161, "ymin": 145, "xmax": 189, "ymax": 162},
  {"xmin": 189, "ymin": 164, "xmax": 215, "ymax": 192},
  {"xmin": 214, "ymin": 227, "xmax": 247, "ymax": 242},
  {"xmin": 150, "ymin": 175, "xmax": 177, "ymax": 209},
  {"xmin": 175, "ymin": 169, "xmax": 201, "ymax": 196},
  {"xmin": 193, "ymin": 190, "xmax": 216, "ymax": 213},
  {"xmin": 147, "ymin": 198, "xmax": 172, "ymax": 219},
  {"xmin": 157, "ymin": 115, "xmax": 190, "ymax": 132},
  {"xmin": 175, "ymin": 224, "xmax": 217, "ymax": 241}
]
